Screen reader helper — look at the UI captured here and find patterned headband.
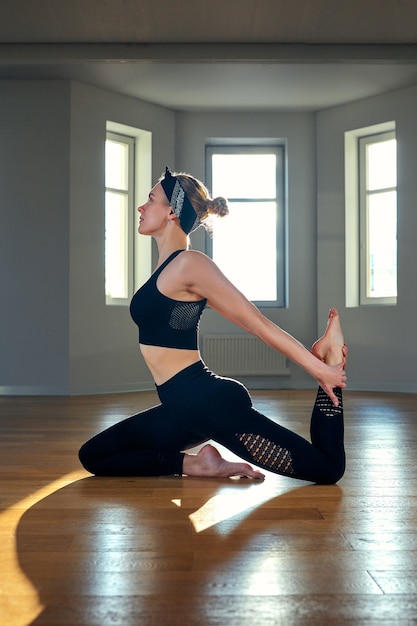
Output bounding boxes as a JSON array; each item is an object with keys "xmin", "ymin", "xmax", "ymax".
[{"xmin": 160, "ymin": 167, "xmax": 200, "ymax": 234}]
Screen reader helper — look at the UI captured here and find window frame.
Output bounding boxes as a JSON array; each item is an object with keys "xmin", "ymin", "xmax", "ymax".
[
  {"xmin": 105, "ymin": 131, "xmax": 135, "ymax": 306},
  {"xmin": 345, "ymin": 121, "xmax": 397, "ymax": 308},
  {"xmin": 104, "ymin": 122, "xmax": 152, "ymax": 307},
  {"xmin": 205, "ymin": 143, "xmax": 287, "ymax": 308}
]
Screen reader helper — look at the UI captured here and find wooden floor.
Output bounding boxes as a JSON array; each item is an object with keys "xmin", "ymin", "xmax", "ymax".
[{"xmin": 1, "ymin": 389, "xmax": 417, "ymax": 626}]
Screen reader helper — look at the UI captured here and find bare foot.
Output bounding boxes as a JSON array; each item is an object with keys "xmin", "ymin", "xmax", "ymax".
[
  {"xmin": 311, "ymin": 308, "xmax": 347, "ymax": 367},
  {"xmin": 182, "ymin": 444, "xmax": 265, "ymax": 480}
]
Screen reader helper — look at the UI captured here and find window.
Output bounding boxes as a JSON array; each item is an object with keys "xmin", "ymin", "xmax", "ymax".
[
  {"xmin": 206, "ymin": 144, "xmax": 286, "ymax": 307},
  {"xmin": 359, "ymin": 132, "xmax": 397, "ymax": 304},
  {"xmin": 345, "ymin": 122, "xmax": 397, "ymax": 307},
  {"xmin": 104, "ymin": 123, "xmax": 152, "ymax": 306}
]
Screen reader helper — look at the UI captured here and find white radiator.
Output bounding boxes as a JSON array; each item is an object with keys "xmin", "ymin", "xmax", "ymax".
[{"xmin": 202, "ymin": 335, "xmax": 290, "ymax": 376}]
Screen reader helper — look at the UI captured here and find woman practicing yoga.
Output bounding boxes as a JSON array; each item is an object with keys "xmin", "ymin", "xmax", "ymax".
[{"xmin": 79, "ymin": 167, "xmax": 347, "ymax": 483}]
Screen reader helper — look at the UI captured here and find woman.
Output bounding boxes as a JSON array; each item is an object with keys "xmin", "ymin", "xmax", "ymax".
[{"xmin": 79, "ymin": 167, "xmax": 347, "ymax": 483}]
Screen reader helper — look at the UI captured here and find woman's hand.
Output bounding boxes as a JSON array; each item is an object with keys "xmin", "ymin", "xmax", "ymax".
[{"xmin": 315, "ymin": 361, "xmax": 347, "ymax": 406}]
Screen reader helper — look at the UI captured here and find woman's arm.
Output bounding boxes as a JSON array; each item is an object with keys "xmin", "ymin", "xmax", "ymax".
[{"xmin": 181, "ymin": 251, "xmax": 346, "ymax": 404}]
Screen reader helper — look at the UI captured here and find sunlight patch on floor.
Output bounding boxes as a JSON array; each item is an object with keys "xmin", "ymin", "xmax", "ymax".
[
  {"xmin": 187, "ymin": 482, "xmax": 276, "ymax": 533},
  {"xmin": 0, "ymin": 469, "xmax": 89, "ymax": 626}
]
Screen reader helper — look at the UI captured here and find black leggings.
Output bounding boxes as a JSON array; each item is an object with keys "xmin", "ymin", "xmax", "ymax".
[{"xmin": 79, "ymin": 361, "xmax": 345, "ymax": 484}]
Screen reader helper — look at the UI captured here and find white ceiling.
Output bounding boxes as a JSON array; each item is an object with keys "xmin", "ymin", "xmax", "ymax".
[{"xmin": 1, "ymin": 0, "xmax": 417, "ymax": 111}]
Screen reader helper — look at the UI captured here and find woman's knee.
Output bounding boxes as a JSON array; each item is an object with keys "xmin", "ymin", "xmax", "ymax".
[
  {"xmin": 315, "ymin": 459, "xmax": 346, "ymax": 485},
  {"xmin": 78, "ymin": 440, "xmax": 99, "ymax": 475}
]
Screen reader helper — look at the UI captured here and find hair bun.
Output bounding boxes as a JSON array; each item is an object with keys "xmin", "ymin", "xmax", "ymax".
[{"xmin": 207, "ymin": 196, "xmax": 229, "ymax": 218}]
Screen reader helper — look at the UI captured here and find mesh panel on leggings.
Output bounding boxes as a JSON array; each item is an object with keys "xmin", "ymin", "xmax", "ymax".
[
  {"xmin": 236, "ymin": 432, "xmax": 296, "ymax": 476},
  {"xmin": 316, "ymin": 387, "xmax": 343, "ymax": 418}
]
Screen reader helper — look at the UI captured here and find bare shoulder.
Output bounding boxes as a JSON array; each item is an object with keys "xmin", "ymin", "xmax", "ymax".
[
  {"xmin": 177, "ymin": 249, "xmax": 261, "ymax": 328},
  {"xmin": 181, "ymin": 249, "xmax": 212, "ymax": 264},
  {"xmin": 177, "ymin": 249, "xmax": 243, "ymax": 302},
  {"xmin": 178, "ymin": 249, "xmax": 220, "ymax": 276},
  {"xmin": 175, "ymin": 249, "xmax": 231, "ymax": 295}
]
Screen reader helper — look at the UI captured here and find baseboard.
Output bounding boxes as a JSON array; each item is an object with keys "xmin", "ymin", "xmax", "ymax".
[{"xmin": 0, "ymin": 382, "xmax": 155, "ymax": 396}]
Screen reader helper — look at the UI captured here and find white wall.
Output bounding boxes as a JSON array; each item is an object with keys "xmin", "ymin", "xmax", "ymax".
[
  {"xmin": 0, "ymin": 81, "xmax": 71, "ymax": 394},
  {"xmin": 317, "ymin": 84, "xmax": 417, "ymax": 392}
]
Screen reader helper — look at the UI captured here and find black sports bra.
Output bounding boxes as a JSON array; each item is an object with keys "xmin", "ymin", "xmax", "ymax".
[{"xmin": 129, "ymin": 250, "xmax": 207, "ymax": 350}]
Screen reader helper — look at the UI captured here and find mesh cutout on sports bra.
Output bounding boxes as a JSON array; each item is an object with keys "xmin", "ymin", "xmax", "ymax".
[
  {"xmin": 236, "ymin": 432, "xmax": 296, "ymax": 477},
  {"xmin": 168, "ymin": 300, "xmax": 205, "ymax": 331}
]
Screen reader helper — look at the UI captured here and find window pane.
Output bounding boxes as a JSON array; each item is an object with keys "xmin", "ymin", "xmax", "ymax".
[
  {"xmin": 105, "ymin": 140, "xmax": 129, "ymax": 191},
  {"xmin": 212, "ymin": 154, "xmax": 276, "ymax": 199},
  {"xmin": 367, "ymin": 191, "xmax": 397, "ymax": 298},
  {"xmin": 208, "ymin": 145, "xmax": 285, "ymax": 305},
  {"xmin": 367, "ymin": 139, "xmax": 396, "ymax": 191},
  {"xmin": 212, "ymin": 201, "xmax": 277, "ymax": 301},
  {"xmin": 105, "ymin": 191, "xmax": 128, "ymax": 299}
]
